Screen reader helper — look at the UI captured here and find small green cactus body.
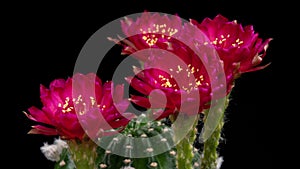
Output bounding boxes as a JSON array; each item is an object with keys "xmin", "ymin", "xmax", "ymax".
[
  {"xmin": 54, "ymin": 146, "xmax": 202, "ymax": 169},
  {"xmin": 53, "ymin": 114, "xmax": 203, "ymax": 169},
  {"xmin": 96, "ymin": 114, "xmax": 177, "ymax": 169}
]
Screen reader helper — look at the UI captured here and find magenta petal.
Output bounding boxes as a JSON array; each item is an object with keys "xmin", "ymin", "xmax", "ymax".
[
  {"xmin": 114, "ymin": 100, "xmax": 130, "ymax": 113},
  {"xmin": 49, "ymin": 79, "xmax": 66, "ymax": 90},
  {"xmin": 128, "ymin": 77, "xmax": 153, "ymax": 95},
  {"xmin": 113, "ymin": 84, "xmax": 125, "ymax": 103},
  {"xmin": 29, "ymin": 125, "xmax": 58, "ymax": 135},
  {"xmin": 130, "ymin": 95, "xmax": 151, "ymax": 108},
  {"xmin": 214, "ymin": 14, "xmax": 229, "ymax": 23},
  {"xmin": 243, "ymin": 62, "xmax": 271, "ymax": 73},
  {"xmin": 100, "ymin": 81, "xmax": 113, "ymax": 108},
  {"xmin": 26, "ymin": 106, "xmax": 52, "ymax": 125},
  {"xmin": 258, "ymin": 38, "xmax": 273, "ymax": 56},
  {"xmin": 61, "ymin": 78, "xmax": 73, "ymax": 99},
  {"xmin": 40, "ymin": 84, "xmax": 49, "ymax": 98}
]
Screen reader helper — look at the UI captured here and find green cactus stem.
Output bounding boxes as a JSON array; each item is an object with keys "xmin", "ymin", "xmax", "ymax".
[
  {"xmin": 54, "ymin": 148, "xmax": 76, "ymax": 169},
  {"xmin": 174, "ymin": 114, "xmax": 199, "ymax": 169},
  {"xmin": 200, "ymin": 97, "xmax": 229, "ymax": 169},
  {"xmin": 53, "ymin": 114, "xmax": 203, "ymax": 169},
  {"xmin": 96, "ymin": 114, "xmax": 177, "ymax": 169},
  {"xmin": 67, "ymin": 138, "xmax": 98, "ymax": 169}
]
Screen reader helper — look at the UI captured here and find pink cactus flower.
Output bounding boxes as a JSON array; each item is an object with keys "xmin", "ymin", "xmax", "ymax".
[{"xmin": 24, "ymin": 73, "xmax": 134, "ymax": 140}]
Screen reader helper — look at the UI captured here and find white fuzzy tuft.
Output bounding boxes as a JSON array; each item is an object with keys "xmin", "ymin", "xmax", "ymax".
[
  {"xmin": 216, "ymin": 157, "xmax": 224, "ymax": 169},
  {"xmin": 40, "ymin": 138, "xmax": 68, "ymax": 162},
  {"xmin": 54, "ymin": 138, "xmax": 68, "ymax": 148},
  {"xmin": 120, "ymin": 166, "xmax": 135, "ymax": 169}
]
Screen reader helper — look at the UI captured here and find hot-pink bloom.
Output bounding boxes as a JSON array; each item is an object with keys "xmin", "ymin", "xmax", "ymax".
[
  {"xmin": 191, "ymin": 14, "xmax": 272, "ymax": 75},
  {"xmin": 116, "ymin": 12, "xmax": 184, "ymax": 62},
  {"xmin": 114, "ymin": 12, "xmax": 271, "ymax": 119},
  {"xmin": 24, "ymin": 73, "xmax": 134, "ymax": 140},
  {"xmin": 127, "ymin": 67, "xmax": 208, "ymax": 119},
  {"xmin": 126, "ymin": 49, "xmax": 227, "ymax": 119},
  {"xmin": 117, "ymin": 12, "xmax": 233, "ymax": 118}
]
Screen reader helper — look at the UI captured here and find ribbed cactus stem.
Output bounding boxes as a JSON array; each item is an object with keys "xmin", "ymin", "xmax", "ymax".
[
  {"xmin": 176, "ymin": 115, "xmax": 199, "ymax": 169},
  {"xmin": 200, "ymin": 97, "xmax": 229, "ymax": 169},
  {"xmin": 67, "ymin": 139, "xmax": 98, "ymax": 169},
  {"xmin": 96, "ymin": 114, "xmax": 177, "ymax": 168},
  {"xmin": 200, "ymin": 114, "xmax": 224, "ymax": 169}
]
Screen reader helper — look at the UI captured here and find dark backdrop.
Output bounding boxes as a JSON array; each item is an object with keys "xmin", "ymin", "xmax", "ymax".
[{"xmin": 10, "ymin": 1, "xmax": 278, "ymax": 168}]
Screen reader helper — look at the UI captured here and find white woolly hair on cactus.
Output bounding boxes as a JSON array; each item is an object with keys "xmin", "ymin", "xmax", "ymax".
[
  {"xmin": 40, "ymin": 138, "xmax": 68, "ymax": 162},
  {"xmin": 120, "ymin": 166, "xmax": 135, "ymax": 169},
  {"xmin": 216, "ymin": 157, "xmax": 224, "ymax": 169}
]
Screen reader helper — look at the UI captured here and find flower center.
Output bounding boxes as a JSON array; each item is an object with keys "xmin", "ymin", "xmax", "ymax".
[
  {"xmin": 140, "ymin": 23, "xmax": 178, "ymax": 46},
  {"xmin": 205, "ymin": 34, "xmax": 244, "ymax": 48},
  {"xmin": 158, "ymin": 64, "xmax": 208, "ymax": 93},
  {"xmin": 57, "ymin": 95, "xmax": 106, "ymax": 115}
]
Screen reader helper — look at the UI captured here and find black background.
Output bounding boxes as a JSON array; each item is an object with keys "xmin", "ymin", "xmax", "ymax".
[{"xmin": 8, "ymin": 0, "xmax": 279, "ymax": 168}]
